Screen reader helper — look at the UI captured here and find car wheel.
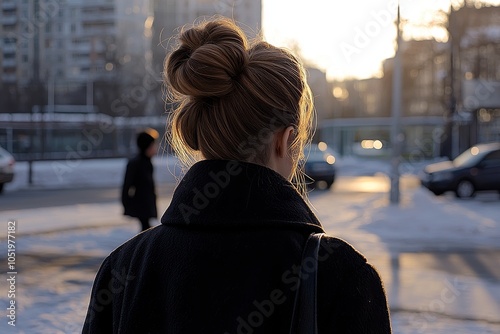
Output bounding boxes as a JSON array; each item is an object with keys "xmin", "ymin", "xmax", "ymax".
[
  {"xmin": 455, "ymin": 180, "xmax": 475, "ymax": 198},
  {"xmin": 0, "ymin": 183, "xmax": 4, "ymax": 194}
]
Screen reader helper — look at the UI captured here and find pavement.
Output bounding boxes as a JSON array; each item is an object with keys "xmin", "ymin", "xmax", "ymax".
[{"xmin": 1, "ymin": 157, "xmax": 499, "ymax": 333}]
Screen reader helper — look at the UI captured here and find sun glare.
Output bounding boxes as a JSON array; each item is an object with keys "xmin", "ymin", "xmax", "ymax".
[
  {"xmin": 262, "ymin": 0, "xmax": 500, "ymax": 80},
  {"xmin": 263, "ymin": 0, "xmax": 397, "ymax": 79}
]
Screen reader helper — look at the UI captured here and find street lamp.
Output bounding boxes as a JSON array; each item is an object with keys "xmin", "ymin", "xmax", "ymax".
[{"xmin": 389, "ymin": 2, "xmax": 402, "ymax": 204}]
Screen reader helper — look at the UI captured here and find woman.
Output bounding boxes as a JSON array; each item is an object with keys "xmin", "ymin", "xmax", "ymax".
[
  {"xmin": 121, "ymin": 128, "xmax": 159, "ymax": 231},
  {"xmin": 83, "ymin": 18, "xmax": 391, "ymax": 333}
]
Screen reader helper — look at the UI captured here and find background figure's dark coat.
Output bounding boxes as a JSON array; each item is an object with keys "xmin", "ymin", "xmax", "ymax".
[
  {"xmin": 86, "ymin": 160, "xmax": 391, "ymax": 333},
  {"xmin": 121, "ymin": 153, "xmax": 157, "ymax": 219}
]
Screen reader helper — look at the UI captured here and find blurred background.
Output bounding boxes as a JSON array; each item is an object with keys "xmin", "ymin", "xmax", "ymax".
[
  {"xmin": 0, "ymin": 0, "xmax": 499, "ymax": 164},
  {"xmin": 1, "ymin": 0, "xmax": 500, "ymax": 333}
]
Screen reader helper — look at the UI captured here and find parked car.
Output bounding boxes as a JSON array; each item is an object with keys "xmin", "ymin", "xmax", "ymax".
[
  {"xmin": 0, "ymin": 146, "xmax": 15, "ymax": 193},
  {"xmin": 420, "ymin": 142, "xmax": 500, "ymax": 198},
  {"xmin": 303, "ymin": 142, "xmax": 337, "ymax": 189}
]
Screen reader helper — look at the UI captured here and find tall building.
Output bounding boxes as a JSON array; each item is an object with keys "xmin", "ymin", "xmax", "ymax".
[
  {"xmin": 0, "ymin": 0, "xmax": 152, "ymax": 114},
  {"xmin": 382, "ymin": 39, "xmax": 448, "ymax": 119},
  {"xmin": 0, "ymin": 0, "xmax": 20, "ymax": 111},
  {"xmin": 151, "ymin": 0, "xmax": 262, "ymax": 75},
  {"xmin": 449, "ymin": 5, "xmax": 500, "ymax": 149}
]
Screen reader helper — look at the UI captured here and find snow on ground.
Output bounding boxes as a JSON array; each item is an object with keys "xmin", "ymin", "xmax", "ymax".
[
  {"xmin": 331, "ymin": 155, "xmax": 500, "ymax": 251},
  {"xmin": 359, "ymin": 187, "xmax": 500, "ymax": 251},
  {"xmin": 1, "ymin": 155, "xmax": 499, "ymax": 333},
  {"xmin": 4, "ymin": 154, "xmax": 184, "ymax": 191},
  {"xmin": 311, "ymin": 177, "xmax": 500, "ymax": 327},
  {"xmin": 1, "ymin": 224, "xmax": 499, "ymax": 333}
]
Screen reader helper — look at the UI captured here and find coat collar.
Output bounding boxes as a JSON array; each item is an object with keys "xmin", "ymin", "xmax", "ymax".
[{"xmin": 161, "ymin": 160, "xmax": 324, "ymax": 233}]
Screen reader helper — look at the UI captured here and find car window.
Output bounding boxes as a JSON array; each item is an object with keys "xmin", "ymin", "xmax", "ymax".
[
  {"xmin": 454, "ymin": 147, "xmax": 487, "ymax": 167},
  {"xmin": 481, "ymin": 150, "xmax": 500, "ymax": 168}
]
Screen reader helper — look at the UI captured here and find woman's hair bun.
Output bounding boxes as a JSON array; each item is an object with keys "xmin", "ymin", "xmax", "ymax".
[{"xmin": 165, "ymin": 18, "xmax": 249, "ymax": 98}]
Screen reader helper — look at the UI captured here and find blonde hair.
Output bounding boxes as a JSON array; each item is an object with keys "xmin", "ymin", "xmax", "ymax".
[{"xmin": 164, "ymin": 18, "xmax": 314, "ymax": 193}]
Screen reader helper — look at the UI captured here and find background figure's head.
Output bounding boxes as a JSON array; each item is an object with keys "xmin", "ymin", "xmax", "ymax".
[
  {"xmin": 164, "ymin": 17, "xmax": 314, "ymax": 191},
  {"xmin": 137, "ymin": 128, "xmax": 159, "ymax": 158}
]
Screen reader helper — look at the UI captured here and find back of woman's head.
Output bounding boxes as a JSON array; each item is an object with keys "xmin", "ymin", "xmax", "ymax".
[{"xmin": 164, "ymin": 18, "xmax": 313, "ymax": 178}]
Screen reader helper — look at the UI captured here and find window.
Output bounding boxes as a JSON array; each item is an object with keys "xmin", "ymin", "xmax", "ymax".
[{"xmin": 482, "ymin": 150, "xmax": 500, "ymax": 168}]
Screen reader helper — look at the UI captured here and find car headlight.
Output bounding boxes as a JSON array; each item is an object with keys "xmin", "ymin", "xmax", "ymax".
[
  {"xmin": 324, "ymin": 154, "xmax": 336, "ymax": 165},
  {"xmin": 432, "ymin": 172, "xmax": 453, "ymax": 182}
]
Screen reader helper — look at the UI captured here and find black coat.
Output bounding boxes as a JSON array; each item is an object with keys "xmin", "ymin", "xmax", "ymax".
[
  {"xmin": 121, "ymin": 153, "xmax": 157, "ymax": 219},
  {"xmin": 85, "ymin": 160, "xmax": 391, "ymax": 333}
]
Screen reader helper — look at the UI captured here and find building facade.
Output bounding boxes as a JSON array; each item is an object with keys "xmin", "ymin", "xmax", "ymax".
[
  {"xmin": 449, "ymin": 5, "xmax": 500, "ymax": 155},
  {"xmin": 0, "ymin": 0, "xmax": 152, "ymax": 115},
  {"xmin": 1, "ymin": 0, "xmax": 262, "ymax": 160},
  {"xmin": 151, "ymin": 0, "xmax": 262, "ymax": 75},
  {"xmin": 326, "ymin": 5, "xmax": 500, "ymax": 158}
]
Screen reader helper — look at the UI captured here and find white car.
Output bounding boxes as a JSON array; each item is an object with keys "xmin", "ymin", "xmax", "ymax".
[{"xmin": 0, "ymin": 146, "xmax": 15, "ymax": 193}]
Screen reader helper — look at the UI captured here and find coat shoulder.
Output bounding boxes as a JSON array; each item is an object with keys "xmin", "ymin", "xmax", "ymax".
[
  {"xmin": 317, "ymin": 235, "xmax": 384, "ymax": 289},
  {"xmin": 317, "ymin": 235, "xmax": 392, "ymax": 333},
  {"xmin": 319, "ymin": 235, "xmax": 368, "ymax": 267}
]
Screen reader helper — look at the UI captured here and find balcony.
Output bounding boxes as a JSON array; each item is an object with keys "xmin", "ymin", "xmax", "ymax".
[
  {"xmin": 69, "ymin": 42, "xmax": 91, "ymax": 53},
  {"xmin": 2, "ymin": 43, "xmax": 16, "ymax": 53},
  {"xmin": 2, "ymin": 73, "xmax": 17, "ymax": 83},
  {"xmin": 2, "ymin": 58, "xmax": 17, "ymax": 68},
  {"xmin": 80, "ymin": 2, "xmax": 114, "ymax": 10},
  {"xmin": 69, "ymin": 42, "xmax": 106, "ymax": 53},
  {"xmin": 81, "ymin": 12, "xmax": 115, "ymax": 24},
  {"xmin": 81, "ymin": 26, "xmax": 116, "ymax": 37},
  {"xmin": 71, "ymin": 58, "xmax": 91, "ymax": 67},
  {"xmin": 1, "ymin": 15, "xmax": 17, "ymax": 25},
  {"xmin": 1, "ymin": 1, "xmax": 17, "ymax": 11}
]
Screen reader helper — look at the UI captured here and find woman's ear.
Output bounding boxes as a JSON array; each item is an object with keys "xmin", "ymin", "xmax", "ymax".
[{"xmin": 275, "ymin": 126, "xmax": 295, "ymax": 158}]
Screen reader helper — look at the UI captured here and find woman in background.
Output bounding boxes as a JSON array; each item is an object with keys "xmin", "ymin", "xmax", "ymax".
[
  {"xmin": 84, "ymin": 18, "xmax": 391, "ymax": 333},
  {"xmin": 121, "ymin": 128, "xmax": 159, "ymax": 231}
]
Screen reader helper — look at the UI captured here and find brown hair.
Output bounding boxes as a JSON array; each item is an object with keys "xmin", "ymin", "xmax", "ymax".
[{"xmin": 164, "ymin": 18, "xmax": 314, "ymax": 191}]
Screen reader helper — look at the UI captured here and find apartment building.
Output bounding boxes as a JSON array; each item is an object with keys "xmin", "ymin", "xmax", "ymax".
[
  {"xmin": 327, "ymin": 5, "xmax": 500, "ymax": 158},
  {"xmin": 0, "ymin": 0, "xmax": 152, "ymax": 113},
  {"xmin": 381, "ymin": 39, "xmax": 449, "ymax": 119},
  {"xmin": 450, "ymin": 5, "xmax": 500, "ymax": 148},
  {"xmin": 0, "ymin": 0, "xmax": 19, "ymax": 111},
  {"xmin": 151, "ymin": 0, "xmax": 262, "ymax": 75},
  {"xmin": 1, "ymin": 0, "xmax": 261, "ymax": 158}
]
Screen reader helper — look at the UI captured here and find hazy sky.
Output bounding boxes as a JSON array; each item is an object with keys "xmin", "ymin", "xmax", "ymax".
[{"xmin": 262, "ymin": 0, "xmax": 500, "ymax": 80}]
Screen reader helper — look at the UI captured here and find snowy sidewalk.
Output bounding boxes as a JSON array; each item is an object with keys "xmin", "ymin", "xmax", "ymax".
[
  {"xmin": 1, "ymin": 156, "xmax": 179, "ymax": 236},
  {"xmin": 2, "ymin": 183, "xmax": 499, "ymax": 333},
  {"xmin": 1, "ymin": 156, "xmax": 499, "ymax": 332},
  {"xmin": 3, "ymin": 155, "xmax": 182, "ymax": 192}
]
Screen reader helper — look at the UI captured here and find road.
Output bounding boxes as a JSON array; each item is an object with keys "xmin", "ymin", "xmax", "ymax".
[
  {"xmin": 0, "ymin": 175, "xmax": 499, "ymax": 333},
  {"xmin": 1, "ymin": 173, "xmax": 420, "ymax": 209},
  {"xmin": 0, "ymin": 182, "xmax": 176, "ymax": 211}
]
